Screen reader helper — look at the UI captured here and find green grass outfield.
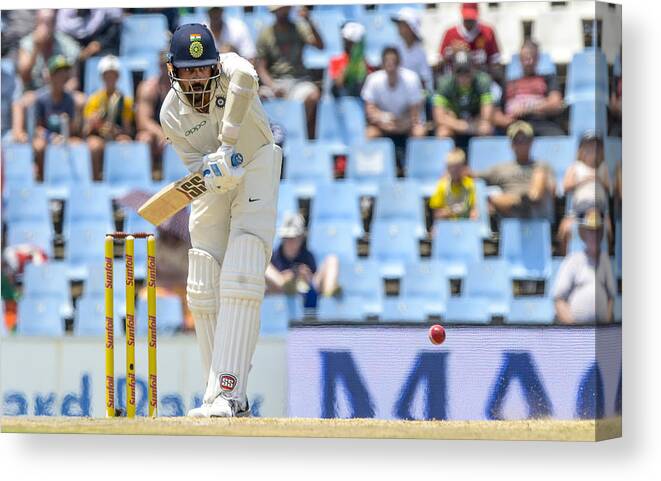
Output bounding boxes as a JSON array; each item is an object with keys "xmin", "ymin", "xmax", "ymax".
[{"xmin": 0, "ymin": 416, "xmax": 621, "ymax": 441}]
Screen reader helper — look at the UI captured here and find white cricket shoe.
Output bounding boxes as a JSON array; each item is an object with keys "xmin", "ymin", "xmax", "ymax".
[{"xmin": 186, "ymin": 397, "xmax": 250, "ymax": 418}]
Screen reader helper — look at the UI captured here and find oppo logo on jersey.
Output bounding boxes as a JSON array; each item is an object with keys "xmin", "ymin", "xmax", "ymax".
[{"xmin": 185, "ymin": 120, "xmax": 207, "ymax": 137}]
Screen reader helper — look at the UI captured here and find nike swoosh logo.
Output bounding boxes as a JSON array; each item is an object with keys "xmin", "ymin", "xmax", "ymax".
[{"xmin": 249, "ymin": 198, "xmax": 260, "ymax": 203}]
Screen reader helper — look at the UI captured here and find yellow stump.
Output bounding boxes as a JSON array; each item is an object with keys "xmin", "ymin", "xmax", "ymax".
[
  {"xmin": 125, "ymin": 236, "xmax": 136, "ymax": 418},
  {"xmin": 147, "ymin": 236, "xmax": 158, "ymax": 417},
  {"xmin": 104, "ymin": 236, "xmax": 115, "ymax": 418}
]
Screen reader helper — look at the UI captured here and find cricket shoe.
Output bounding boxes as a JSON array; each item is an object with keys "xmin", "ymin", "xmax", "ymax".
[{"xmin": 187, "ymin": 397, "xmax": 250, "ymax": 418}]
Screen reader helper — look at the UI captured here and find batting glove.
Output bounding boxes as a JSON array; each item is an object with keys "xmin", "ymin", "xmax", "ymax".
[{"xmin": 202, "ymin": 145, "xmax": 245, "ymax": 194}]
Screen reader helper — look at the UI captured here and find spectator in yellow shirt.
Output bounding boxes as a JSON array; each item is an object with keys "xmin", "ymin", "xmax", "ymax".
[
  {"xmin": 83, "ymin": 55, "xmax": 134, "ymax": 180},
  {"xmin": 429, "ymin": 147, "xmax": 478, "ymax": 220}
]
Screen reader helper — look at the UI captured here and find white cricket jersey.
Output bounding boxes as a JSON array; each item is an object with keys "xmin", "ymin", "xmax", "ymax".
[{"xmin": 160, "ymin": 52, "xmax": 274, "ymax": 174}]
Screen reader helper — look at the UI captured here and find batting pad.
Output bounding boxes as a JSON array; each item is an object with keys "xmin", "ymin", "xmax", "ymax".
[
  {"xmin": 204, "ymin": 234, "xmax": 266, "ymax": 403},
  {"xmin": 187, "ymin": 248, "xmax": 221, "ymax": 381}
]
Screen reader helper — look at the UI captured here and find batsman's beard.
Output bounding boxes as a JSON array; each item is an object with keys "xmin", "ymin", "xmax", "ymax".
[{"xmin": 170, "ymin": 71, "xmax": 220, "ymax": 111}]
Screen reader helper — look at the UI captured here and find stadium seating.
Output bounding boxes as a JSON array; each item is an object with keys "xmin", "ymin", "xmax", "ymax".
[
  {"xmin": 263, "ymin": 99, "xmax": 307, "ymax": 143},
  {"xmin": 83, "ymin": 56, "xmax": 135, "ymax": 98},
  {"xmin": 120, "ymin": 14, "xmax": 169, "ymax": 58},
  {"xmin": 505, "ymin": 297, "xmax": 555, "ymax": 324},
  {"xmin": 103, "ymin": 141, "xmax": 153, "ymax": 191},
  {"xmin": 338, "ymin": 97, "xmax": 367, "ymax": 146},
  {"xmin": 307, "ymin": 220, "xmax": 358, "ymax": 262},
  {"xmin": 432, "ymin": 220, "xmax": 483, "ymax": 278},
  {"xmin": 283, "ymin": 140, "xmax": 335, "ymax": 197},
  {"xmin": 318, "ymin": 296, "xmax": 370, "ymax": 322},
  {"xmin": 2, "ymin": 143, "xmax": 34, "ymax": 191},
  {"xmin": 316, "ymin": 98, "xmax": 343, "ymax": 144},
  {"xmin": 63, "ymin": 184, "xmax": 114, "ymax": 234},
  {"xmin": 474, "ymin": 179, "xmax": 492, "ymax": 238},
  {"xmin": 4, "ymin": 185, "xmax": 51, "ymax": 225},
  {"xmin": 531, "ymin": 10, "xmax": 584, "ymax": 64},
  {"xmin": 331, "ymin": 260, "xmax": 384, "ymax": 318},
  {"xmin": 23, "ymin": 262, "xmax": 73, "ymax": 319},
  {"xmin": 0, "ymin": 302, "xmax": 7, "ymax": 337},
  {"xmin": 379, "ymin": 298, "xmax": 428, "ymax": 323},
  {"xmin": 260, "ymin": 295, "xmax": 291, "ymax": 336},
  {"xmin": 274, "ymin": 180, "xmax": 299, "ymax": 241},
  {"xmin": 530, "ymin": 136, "xmax": 578, "ymax": 195},
  {"xmin": 613, "ymin": 294, "xmax": 622, "ymax": 323},
  {"xmin": 74, "ymin": 295, "xmax": 124, "ymax": 337},
  {"xmin": 124, "ymin": 210, "xmax": 154, "ymax": 278},
  {"xmin": 565, "ymin": 48, "xmax": 609, "ymax": 105},
  {"xmin": 570, "ymin": 100, "xmax": 608, "ymax": 137},
  {"xmin": 242, "ymin": 11, "xmax": 274, "ymax": 40},
  {"xmin": 136, "ymin": 295, "xmax": 183, "ymax": 335},
  {"xmin": 370, "ymin": 220, "xmax": 420, "ymax": 277},
  {"xmin": 309, "ymin": 181, "xmax": 362, "ymax": 236},
  {"xmin": 162, "ymin": 144, "xmax": 189, "ymax": 183},
  {"xmin": 303, "ymin": 10, "xmax": 345, "ymax": 69},
  {"xmin": 362, "ymin": 11, "xmax": 400, "ymax": 66},
  {"xmin": 67, "ymin": 222, "xmax": 110, "ymax": 279},
  {"xmin": 468, "ymin": 136, "xmax": 514, "ymax": 172},
  {"xmin": 314, "ymin": 4, "xmax": 365, "ymax": 20},
  {"xmin": 604, "ymin": 136, "xmax": 621, "ymax": 189},
  {"xmin": 373, "ymin": 180, "xmax": 426, "ymax": 237},
  {"xmin": 405, "ymin": 137, "xmax": 454, "ymax": 196},
  {"xmin": 505, "ymin": 52, "xmax": 556, "ymax": 81},
  {"xmin": 499, "ymin": 219, "xmax": 552, "ymax": 279},
  {"xmin": 463, "ymin": 259, "xmax": 512, "ymax": 317},
  {"xmin": 615, "ymin": 220, "xmax": 622, "ymax": 280},
  {"xmin": 44, "ymin": 143, "xmax": 93, "ymax": 189},
  {"xmin": 400, "ymin": 261, "xmax": 449, "ymax": 319},
  {"xmin": 6, "ymin": 222, "xmax": 53, "ymax": 256},
  {"xmin": 17, "ymin": 297, "xmax": 65, "ymax": 336},
  {"xmin": 445, "ymin": 297, "xmax": 491, "ymax": 324},
  {"xmin": 347, "ymin": 139, "xmax": 396, "ymax": 196}
]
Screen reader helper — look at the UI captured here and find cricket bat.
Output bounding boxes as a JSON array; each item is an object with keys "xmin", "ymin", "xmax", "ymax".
[{"xmin": 138, "ymin": 172, "xmax": 207, "ymax": 225}]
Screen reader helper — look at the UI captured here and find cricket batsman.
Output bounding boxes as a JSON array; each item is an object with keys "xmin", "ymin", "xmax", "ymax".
[{"xmin": 160, "ymin": 23, "xmax": 281, "ymax": 417}]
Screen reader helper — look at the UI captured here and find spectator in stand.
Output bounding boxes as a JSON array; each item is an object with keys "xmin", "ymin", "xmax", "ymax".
[
  {"xmin": 553, "ymin": 207, "xmax": 615, "ymax": 324},
  {"xmin": 432, "ymin": 50, "xmax": 493, "ymax": 147},
  {"xmin": 390, "ymin": 7, "xmax": 433, "ymax": 92},
  {"xmin": 56, "ymin": 9, "xmax": 122, "ymax": 59},
  {"xmin": 493, "ymin": 40, "xmax": 564, "ymax": 136},
  {"xmin": 17, "ymin": 9, "xmax": 80, "ymax": 92},
  {"xmin": 473, "ymin": 121, "xmax": 555, "ymax": 220},
  {"xmin": 83, "ymin": 55, "xmax": 134, "ymax": 180},
  {"xmin": 438, "ymin": 2, "xmax": 503, "ymax": 84},
  {"xmin": 256, "ymin": 5, "xmax": 324, "ymax": 139},
  {"xmin": 135, "ymin": 52, "xmax": 170, "ymax": 173},
  {"xmin": 12, "ymin": 55, "xmax": 82, "ymax": 180},
  {"xmin": 557, "ymin": 131, "xmax": 612, "ymax": 254},
  {"xmin": 207, "ymin": 7, "xmax": 256, "ymax": 62},
  {"xmin": 1, "ymin": 10, "xmax": 37, "ymax": 57},
  {"xmin": 265, "ymin": 213, "xmax": 340, "ymax": 309},
  {"xmin": 329, "ymin": 21, "xmax": 370, "ymax": 98},
  {"xmin": 609, "ymin": 48, "xmax": 622, "ymax": 137},
  {"xmin": 362, "ymin": 47, "xmax": 425, "ymax": 170},
  {"xmin": 429, "ymin": 147, "xmax": 477, "ymax": 220}
]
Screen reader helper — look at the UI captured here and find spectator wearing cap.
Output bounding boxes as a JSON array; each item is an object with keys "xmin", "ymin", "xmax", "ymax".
[
  {"xmin": 256, "ymin": 5, "xmax": 324, "ymax": 139},
  {"xmin": 83, "ymin": 55, "xmax": 135, "ymax": 180},
  {"xmin": 429, "ymin": 147, "xmax": 477, "ymax": 221},
  {"xmin": 266, "ymin": 213, "xmax": 340, "ymax": 308},
  {"xmin": 438, "ymin": 2, "xmax": 502, "ymax": 82},
  {"xmin": 557, "ymin": 131, "xmax": 612, "ymax": 254},
  {"xmin": 432, "ymin": 50, "xmax": 494, "ymax": 146},
  {"xmin": 329, "ymin": 21, "xmax": 371, "ymax": 98},
  {"xmin": 493, "ymin": 40, "xmax": 564, "ymax": 136},
  {"xmin": 553, "ymin": 207, "xmax": 615, "ymax": 324},
  {"xmin": 473, "ymin": 121, "xmax": 555, "ymax": 220},
  {"xmin": 12, "ymin": 55, "xmax": 82, "ymax": 180},
  {"xmin": 391, "ymin": 7, "xmax": 433, "ymax": 92},
  {"xmin": 361, "ymin": 47, "xmax": 425, "ymax": 171},
  {"xmin": 207, "ymin": 7, "xmax": 256, "ymax": 62}
]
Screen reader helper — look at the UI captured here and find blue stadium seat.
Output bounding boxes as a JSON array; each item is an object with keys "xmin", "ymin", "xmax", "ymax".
[
  {"xmin": 178, "ymin": 12, "xmax": 207, "ymax": 26},
  {"xmin": 120, "ymin": 14, "xmax": 169, "ymax": 58},
  {"xmin": 67, "ymin": 222, "xmax": 110, "ymax": 279},
  {"xmin": 400, "ymin": 261, "xmax": 449, "ymax": 318},
  {"xmin": 338, "ymin": 97, "xmax": 366, "ymax": 145},
  {"xmin": 314, "ymin": 4, "xmax": 365, "ymax": 20},
  {"xmin": 318, "ymin": 296, "xmax": 371, "ymax": 322},
  {"xmin": 309, "ymin": 181, "xmax": 362, "ymax": 235},
  {"xmin": 283, "ymin": 141, "xmax": 334, "ymax": 197},
  {"xmin": 137, "ymin": 295, "xmax": 183, "ymax": 335},
  {"xmin": 316, "ymin": 98, "xmax": 342, "ymax": 144},
  {"xmin": 4, "ymin": 185, "xmax": 51, "ymax": 225},
  {"xmin": 0, "ymin": 302, "xmax": 7, "ymax": 337},
  {"xmin": 373, "ymin": 180, "xmax": 425, "ymax": 236},
  {"xmin": 84, "ymin": 264, "xmax": 107, "ymax": 297},
  {"xmin": 243, "ymin": 11, "xmax": 274, "ymax": 40},
  {"xmin": 506, "ymin": 52, "xmax": 557, "ymax": 81},
  {"xmin": 124, "ymin": 211, "xmax": 154, "ymax": 278},
  {"xmin": 347, "ymin": 139, "xmax": 396, "ymax": 196},
  {"xmin": 307, "ymin": 220, "xmax": 358, "ymax": 262},
  {"xmin": 335, "ymin": 259, "xmax": 384, "ymax": 317},
  {"xmin": 406, "ymin": 137, "xmax": 454, "ymax": 195},
  {"xmin": 474, "ymin": 179, "xmax": 492, "ymax": 238},
  {"xmin": 505, "ymin": 297, "xmax": 555, "ymax": 324},
  {"xmin": 63, "ymin": 184, "xmax": 114, "ymax": 234},
  {"xmin": 23, "ymin": 261, "xmax": 73, "ymax": 318},
  {"xmin": 83, "ymin": 56, "xmax": 134, "ymax": 98},
  {"xmin": 370, "ymin": 220, "xmax": 420, "ymax": 277},
  {"xmin": 463, "ymin": 259, "xmax": 512, "ymax": 317},
  {"xmin": 2, "ymin": 143, "xmax": 34, "ymax": 190},
  {"xmin": 44, "ymin": 143, "xmax": 93, "ymax": 188},
  {"xmin": 500, "ymin": 219, "xmax": 552, "ymax": 279},
  {"xmin": 565, "ymin": 48, "xmax": 609, "ymax": 105},
  {"xmin": 17, "ymin": 297, "xmax": 65, "ymax": 336},
  {"xmin": 432, "ymin": 220, "xmax": 483, "ymax": 278},
  {"xmin": 303, "ymin": 10, "xmax": 345, "ymax": 69},
  {"xmin": 570, "ymin": 100, "xmax": 608, "ymax": 136},
  {"xmin": 6, "ymin": 222, "xmax": 53, "ymax": 256},
  {"xmin": 604, "ymin": 136, "xmax": 621, "ymax": 190},
  {"xmin": 263, "ymin": 99, "xmax": 307, "ymax": 143},
  {"xmin": 380, "ymin": 298, "xmax": 427, "ymax": 323},
  {"xmin": 74, "ymin": 295, "xmax": 124, "ymax": 337},
  {"xmin": 468, "ymin": 136, "xmax": 514, "ymax": 172},
  {"xmin": 376, "ymin": 3, "xmax": 424, "ymax": 13},
  {"xmin": 104, "ymin": 141, "xmax": 153, "ymax": 190},
  {"xmin": 162, "ymin": 144, "xmax": 190, "ymax": 183},
  {"xmin": 531, "ymin": 136, "xmax": 577, "ymax": 195},
  {"xmin": 615, "ymin": 220, "xmax": 622, "ymax": 280},
  {"xmin": 445, "ymin": 297, "xmax": 491, "ymax": 324},
  {"xmin": 260, "ymin": 295, "xmax": 290, "ymax": 336},
  {"xmin": 363, "ymin": 11, "xmax": 400, "ymax": 66}
]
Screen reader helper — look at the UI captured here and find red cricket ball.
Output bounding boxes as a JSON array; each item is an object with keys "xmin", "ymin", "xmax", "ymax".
[{"xmin": 428, "ymin": 324, "xmax": 446, "ymax": 345}]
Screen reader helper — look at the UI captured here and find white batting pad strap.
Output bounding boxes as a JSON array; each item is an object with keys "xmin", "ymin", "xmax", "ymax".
[
  {"xmin": 186, "ymin": 248, "xmax": 221, "ymax": 317},
  {"xmin": 219, "ymin": 235, "xmax": 266, "ymax": 302}
]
